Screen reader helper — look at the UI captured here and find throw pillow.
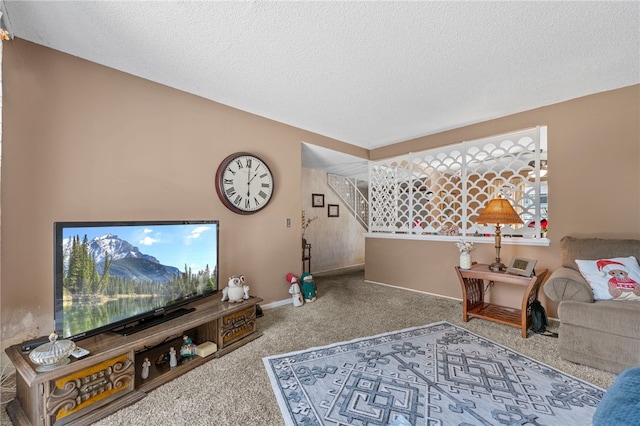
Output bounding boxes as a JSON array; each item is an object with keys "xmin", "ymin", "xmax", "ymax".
[{"xmin": 575, "ymin": 256, "xmax": 640, "ymax": 301}]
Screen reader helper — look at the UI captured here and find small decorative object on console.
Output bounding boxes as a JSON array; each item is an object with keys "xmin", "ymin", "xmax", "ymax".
[
  {"xmin": 506, "ymin": 257, "xmax": 537, "ymax": 277},
  {"xmin": 180, "ymin": 335, "xmax": 197, "ymax": 357},
  {"xmin": 300, "ymin": 272, "xmax": 317, "ymax": 302},
  {"xmin": 169, "ymin": 347, "xmax": 177, "ymax": 368},
  {"xmin": 28, "ymin": 332, "xmax": 76, "ymax": 372},
  {"xmin": 141, "ymin": 357, "xmax": 151, "ymax": 379},
  {"xmin": 195, "ymin": 341, "xmax": 218, "ymax": 358},
  {"xmin": 221, "ymin": 274, "xmax": 250, "ymax": 303},
  {"xmin": 70, "ymin": 346, "xmax": 90, "ymax": 359}
]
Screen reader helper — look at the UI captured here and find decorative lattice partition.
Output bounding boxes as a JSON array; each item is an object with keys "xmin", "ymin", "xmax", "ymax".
[{"xmin": 369, "ymin": 127, "xmax": 547, "ymax": 238}]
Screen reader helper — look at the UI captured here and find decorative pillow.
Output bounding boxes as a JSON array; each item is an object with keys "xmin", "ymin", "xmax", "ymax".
[{"xmin": 575, "ymin": 256, "xmax": 640, "ymax": 301}]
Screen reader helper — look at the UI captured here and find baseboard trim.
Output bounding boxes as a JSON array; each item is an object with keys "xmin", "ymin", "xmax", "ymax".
[
  {"xmin": 261, "ymin": 298, "xmax": 292, "ymax": 309},
  {"xmin": 365, "ymin": 278, "xmax": 463, "ymax": 302}
]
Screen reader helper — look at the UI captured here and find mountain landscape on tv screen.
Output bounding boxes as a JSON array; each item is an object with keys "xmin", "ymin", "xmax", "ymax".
[
  {"xmin": 63, "ymin": 233, "xmax": 181, "ymax": 284},
  {"xmin": 88, "ymin": 233, "xmax": 181, "ymax": 283}
]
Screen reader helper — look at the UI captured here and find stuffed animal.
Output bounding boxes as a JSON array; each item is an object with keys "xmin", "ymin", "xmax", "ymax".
[
  {"xmin": 286, "ymin": 273, "xmax": 304, "ymax": 307},
  {"xmin": 300, "ymin": 272, "xmax": 317, "ymax": 302},
  {"xmin": 221, "ymin": 274, "xmax": 250, "ymax": 303}
]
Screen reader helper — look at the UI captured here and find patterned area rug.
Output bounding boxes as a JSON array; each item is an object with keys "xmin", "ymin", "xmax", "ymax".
[{"xmin": 263, "ymin": 322, "xmax": 604, "ymax": 426}]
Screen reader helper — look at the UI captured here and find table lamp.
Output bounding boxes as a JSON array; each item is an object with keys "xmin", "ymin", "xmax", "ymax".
[{"xmin": 475, "ymin": 196, "xmax": 523, "ymax": 271}]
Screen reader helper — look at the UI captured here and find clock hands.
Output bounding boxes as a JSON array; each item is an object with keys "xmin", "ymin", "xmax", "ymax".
[
  {"xmin": 247, "ymin": 165, "xmax": 261, "ymax": 196},
  {"xmin": 246, "ymin": 166, "xmax": 251, "ymax": 197}
]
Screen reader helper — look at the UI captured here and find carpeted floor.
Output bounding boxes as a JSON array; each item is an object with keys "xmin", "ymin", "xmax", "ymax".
[{"xmin": 1, "ymin": 268, "xmax": 615, "ymax": 425}]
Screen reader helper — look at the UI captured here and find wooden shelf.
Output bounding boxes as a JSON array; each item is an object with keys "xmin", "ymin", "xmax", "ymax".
[
  {"xmin": 455, "ymin": 265, "xmax": 547, "ymax": 338},
  {"xmin": 467, "ymin": 302, "xmax": 521, "ymax": 327},
  {"xmin": 5, "ymin": 296, "xmax": 262, "ymax": 426}
]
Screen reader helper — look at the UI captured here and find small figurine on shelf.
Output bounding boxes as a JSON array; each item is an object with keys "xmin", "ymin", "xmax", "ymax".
[
  {"xmin": 300, "ymin": 272, "xmax": 317, "ymax": 302},
  {"xmin": 285, "ymin": 273, "xmax": 304, "ymax": 307},
  {"xmin": 221, "ymin": 274, "xmax": 250, "ymax": 303},
  {"xmin": 141, "ymin": 357, "xmax": 151, "ymax": 379},
  {"xmin": 169, "ymin": 347, "xmax": 177, "ymax": 368},
  {"xmin": 180, "ymin": 335, "xmax": 197, "ymax": 357},
  {"xmin": 155, "ymin": 352, "xmax": 168, "ymax": 366}
]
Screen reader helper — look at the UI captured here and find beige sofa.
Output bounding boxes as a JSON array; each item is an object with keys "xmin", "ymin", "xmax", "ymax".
[{"xmin": 543, "ymin": 236, "xmax": 640, "ymax": 374}]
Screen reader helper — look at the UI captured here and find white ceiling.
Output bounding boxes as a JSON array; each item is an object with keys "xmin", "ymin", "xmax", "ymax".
[{"xmin": 1, "ymin": 1, "xmax": 638, "ymax": 178}]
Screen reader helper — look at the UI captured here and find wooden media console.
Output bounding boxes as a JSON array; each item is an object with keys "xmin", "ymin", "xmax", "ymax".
[{"xmin": 5, "ymin": 296, "xmax": 262, "ymax": 426}]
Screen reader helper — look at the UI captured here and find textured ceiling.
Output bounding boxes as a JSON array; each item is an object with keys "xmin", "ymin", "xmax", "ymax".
[{"xmin": 1, "ymin": 1, "xmax": 638, "ymax": 154}]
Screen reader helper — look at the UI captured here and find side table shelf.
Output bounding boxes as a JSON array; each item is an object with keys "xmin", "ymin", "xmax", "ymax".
[
  {"xmin": 455, "ymin": 265, "xmax": 548, "ymax": 338},
  {"xmin": 5, "ymin": 296, "xmax": 262, "ymax": 426}
]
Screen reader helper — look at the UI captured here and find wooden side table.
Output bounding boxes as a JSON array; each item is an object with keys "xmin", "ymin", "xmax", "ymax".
[
  {"xmin": 455, "ymin": 264, "xmax": 548, "ymax": 338},
  {"xmin": 302, "ymin": 243, "xmax": 311, "ymax": 273}
]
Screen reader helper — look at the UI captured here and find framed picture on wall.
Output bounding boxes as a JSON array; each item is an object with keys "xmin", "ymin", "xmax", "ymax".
[
  {"xmin": 506, "ymin": 257, "xmax": 537, "ymax": 277},
  {"xmin": 328, "ymin": 204, "xmax": 339, "ymax": 217},
  {"xmin": 312, "ymin": 193, "xmax": 325, "ymax": 208}
]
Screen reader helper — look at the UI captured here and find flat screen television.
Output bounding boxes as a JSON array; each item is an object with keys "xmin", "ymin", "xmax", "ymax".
[{"xmin": 54, "ymin": 220, "xmax": 219, "ymax": 341}]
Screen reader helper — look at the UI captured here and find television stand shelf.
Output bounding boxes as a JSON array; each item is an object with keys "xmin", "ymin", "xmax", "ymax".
[{"xmin": 5, "ymin": 296, "xmax": 262, "ymax": 426}]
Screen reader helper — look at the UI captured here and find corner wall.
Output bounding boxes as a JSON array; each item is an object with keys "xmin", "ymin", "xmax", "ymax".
[
  {"xmin": 366, "ymin": 85, "xmax": 640, "ymax": 317},
  {"xmin": 0, "ymin": 39, "xmax": 365, "ymax": 349}
]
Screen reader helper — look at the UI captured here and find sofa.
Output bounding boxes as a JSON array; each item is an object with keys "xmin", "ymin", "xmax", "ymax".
[
  {"xmin": 593, "ymin": 366, "xmax": 640, "ymax": 425},
  {"xmin": 543, "ymin": 236, "xmax": 640, "ymax": 374}
]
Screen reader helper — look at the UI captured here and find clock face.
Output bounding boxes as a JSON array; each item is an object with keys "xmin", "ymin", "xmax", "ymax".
[{"xmin": 215, "ymin": 153, "xmax": 274, "ymax": 214}]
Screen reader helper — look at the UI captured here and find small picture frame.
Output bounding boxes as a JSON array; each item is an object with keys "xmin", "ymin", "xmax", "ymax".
[
  {"xmin": 506, "ymin": 257, "xmax": 537, "ymax": 277},
  {"xmin": 328, "ymin": 204, "xmax": 339, "ymax": 217},
  {"xmin": 312, "ymin": 193, "xmax": 324, "ymax": 208}
]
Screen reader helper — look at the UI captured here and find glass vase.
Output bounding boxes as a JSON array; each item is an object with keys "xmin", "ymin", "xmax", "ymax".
[{"xmin": 459, "ymin": 251, "xmax": 472, "ymax": 269}]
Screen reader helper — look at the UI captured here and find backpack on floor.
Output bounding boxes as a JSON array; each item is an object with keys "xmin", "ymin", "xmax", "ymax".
[{"xmin": 531, "ymin": 300, "xmax": 558, "ymax": 337}]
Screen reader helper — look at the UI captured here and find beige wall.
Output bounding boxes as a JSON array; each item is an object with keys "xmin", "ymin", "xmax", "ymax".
[
  {"xmin": 0, "ymin": 39, "xmax": 365, "ymax": 347},
  {"xmin": 1, "ymin": 39, "xmax": 638, "ymax": 349},
  {"xmin": 301, "ymin": 168, "xmax": 365, "ymax": 272},
  {"xmin": 366, "ymin": 84, "xmax": 640, "ymax": 317}
]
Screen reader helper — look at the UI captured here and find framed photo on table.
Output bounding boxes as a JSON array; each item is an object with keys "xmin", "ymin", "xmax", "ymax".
[
  {"xmin": 506, "ymin": 257, "xmax": 537, "ymax": 277},
  {"xmin": 328, "ymin": 204, "xmax": 339, "ymax": 217},
  {"xmin": 312, "ymin": 193, "xmax": 324, "ymax": 208}
]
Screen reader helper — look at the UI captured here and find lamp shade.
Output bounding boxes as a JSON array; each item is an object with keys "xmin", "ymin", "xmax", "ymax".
[{"xmin": 475, "ymin": 198, "xmax": 523, "ymax": 226}]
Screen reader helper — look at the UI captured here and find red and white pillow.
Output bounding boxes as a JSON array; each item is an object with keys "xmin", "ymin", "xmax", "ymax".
[{"xmin": 575, "ymin": 256, "xmax": 640, "ymax": 301}]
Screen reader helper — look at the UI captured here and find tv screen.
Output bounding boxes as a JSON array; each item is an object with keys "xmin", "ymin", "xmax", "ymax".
[{"xmin": 54, "ymin": 220, "xmax": 219, "ymax": 341}]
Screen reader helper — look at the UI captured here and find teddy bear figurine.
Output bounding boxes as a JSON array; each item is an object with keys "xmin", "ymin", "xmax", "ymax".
[
  {"xmin": 300, "ymin": 272, "xmax": 317, "ymax": 302},
  {"xmin": 286, "ymin": 273, "xmax": 304, "ymax": 307},
  {"xmin": 221, "ymin": 274, "xmax": 250, "ymax": 303}
]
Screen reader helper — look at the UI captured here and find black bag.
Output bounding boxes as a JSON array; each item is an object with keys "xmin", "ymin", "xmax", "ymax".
[{"xmin": 531, "ymin": 300, "xmax": 558, "ymax": 337}]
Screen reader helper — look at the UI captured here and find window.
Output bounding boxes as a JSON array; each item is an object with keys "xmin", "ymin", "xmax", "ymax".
[{"xmin": 369, "ymin": 127, "xmax": 548, "ymax": 240}]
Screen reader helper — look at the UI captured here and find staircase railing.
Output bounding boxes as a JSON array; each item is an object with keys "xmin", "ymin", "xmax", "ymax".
[{"xmin": 327, "ymin": 173, "xmax": 369, "ymax": 231}]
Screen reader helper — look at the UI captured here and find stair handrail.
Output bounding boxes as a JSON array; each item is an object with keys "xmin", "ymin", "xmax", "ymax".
[{"xmin": 327, "ymin": 173, "xmax": 369, "ymax": 231}]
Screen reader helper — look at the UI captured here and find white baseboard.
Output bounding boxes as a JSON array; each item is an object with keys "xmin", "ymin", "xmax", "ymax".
[
  {"xmin": 261, "ymin": 298, "xmax": 292, "ymax": 309},
  {"xmin": 365, "ymin": 278, "xmax": 463, "ymax": 302},
  {"xmin": 313, "ymin": 264, "xmax": 364, "ymax": 276}
]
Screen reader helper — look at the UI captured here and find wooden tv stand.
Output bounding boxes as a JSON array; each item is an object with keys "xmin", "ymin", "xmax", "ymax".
[{"xmin": 5, "ymin": 296, "xmax": 262, "ymax": 426}]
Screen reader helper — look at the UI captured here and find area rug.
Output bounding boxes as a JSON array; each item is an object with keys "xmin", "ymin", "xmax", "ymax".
[{"xmin": 263, "ymin": 321, "xmax": 604, "ymax": 426}]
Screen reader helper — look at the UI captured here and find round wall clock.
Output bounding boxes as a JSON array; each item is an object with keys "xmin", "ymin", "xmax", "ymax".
[{"xmin": 215, "ymin": 152, "xmax": 275, "ymax": 214}]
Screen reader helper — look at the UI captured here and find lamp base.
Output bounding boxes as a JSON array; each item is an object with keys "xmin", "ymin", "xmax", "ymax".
[{"xmin": 488, "ymin": 261, "xmax": 507, "ymax": 272}]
